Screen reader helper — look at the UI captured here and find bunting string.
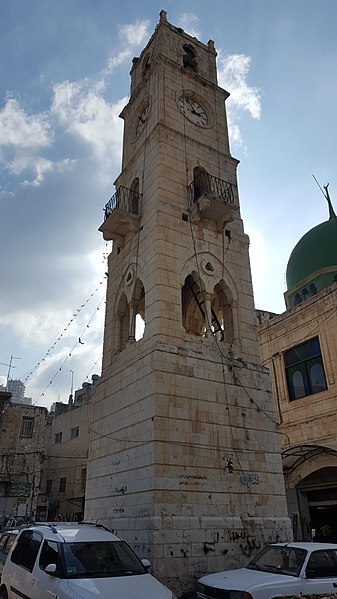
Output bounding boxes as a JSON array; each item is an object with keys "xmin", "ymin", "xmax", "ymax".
[
  {"xmin": 32, "ymin": 296, "xmax": 106, "ymax": 405},
  {"xmin": 24, "ymin": 279, "xmax": 107, "ymax": 384}
]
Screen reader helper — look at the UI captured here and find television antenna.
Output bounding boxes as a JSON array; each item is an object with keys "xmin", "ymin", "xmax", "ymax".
[{"xmin": 0, "ymin": 355, "xmax": 22, "ymax": 390}]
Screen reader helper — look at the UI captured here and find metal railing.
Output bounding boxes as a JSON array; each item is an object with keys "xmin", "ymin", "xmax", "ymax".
[
  {"xmin": 187, "ymin": 172, "xmax": 234, "ymax": 207},
  {"xmin": 104, "ymin": 186, "xmax": 142, "ymax": 220}
]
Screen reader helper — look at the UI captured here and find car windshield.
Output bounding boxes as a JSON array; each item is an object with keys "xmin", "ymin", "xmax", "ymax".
[
  {"xmin": 63, "ymin": 540, "xmax": 146, "ymax": 578},
  {"xmin": 246, "ymin": 546, "xmax": 307, "ymax": 577}
]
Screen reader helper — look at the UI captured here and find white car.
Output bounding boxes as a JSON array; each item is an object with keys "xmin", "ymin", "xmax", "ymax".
[
  {"xmin": 0, "ymin": 528, "xmax": 22, "ymax": 578},
  {"xmin": 0, "ymin": 522, "xmax": 176, "ymax": 599},
  {"xmin": 197, "ymin": 542, "xmax": 337, "ymax": 599}
]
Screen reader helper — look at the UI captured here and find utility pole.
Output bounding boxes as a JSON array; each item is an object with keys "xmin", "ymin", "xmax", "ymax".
[{"xmin": 70, "ymin": 369, "xmax": 74, "ymax": 402}]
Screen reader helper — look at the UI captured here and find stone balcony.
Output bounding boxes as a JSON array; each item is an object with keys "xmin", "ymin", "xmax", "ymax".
[
  {"xmin": 187, "ymin": 172, "xmax": 239, "ymax": 229},
  {"xmin": 99, "ymin": 186, "xmax": 141, "ymax": 246}
]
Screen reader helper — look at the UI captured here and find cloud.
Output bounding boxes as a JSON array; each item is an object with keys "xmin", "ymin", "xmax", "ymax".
[
  {"xmin": 217, "ymin": 53, "xmax": 261, "ymax": 149},
  {"xmin": 119, "ymin": 20, "xmax": 150, "ymax": 47},
  {"xmin": 0, "ymin": 97, "xmax": 56, "ymax": 185},
  {"xmin": 51, "ymin": 79, "xmax": 126, "ymax": 165},
  {"xmin": 177, "ymin": 13, "xmax": 201, "ymax": 39},
  {"xmin": 218, "ymin": 53, "xmax": 261, "ymax": 119},
  {"xmin": 0, "ymin": 98, "xmax": 52, "ymax": 149},
  {"xmin": 103, "ymin": 20, "xmax": 150, "ymax": 77}
]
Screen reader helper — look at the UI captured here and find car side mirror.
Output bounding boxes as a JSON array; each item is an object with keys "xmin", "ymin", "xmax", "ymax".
[
  {"xmin": 141, "ymin": 558, "xmax": 151, "ymax": 572},
  {"xmin": 45, "ymin": 563, "xmax": 57, "ymax": 575}
]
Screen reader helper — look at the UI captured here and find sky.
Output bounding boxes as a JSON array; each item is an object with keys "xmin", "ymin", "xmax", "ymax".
[{"xmin": 1, "ymin": 0, "xmax": 337, "ymax": 408}]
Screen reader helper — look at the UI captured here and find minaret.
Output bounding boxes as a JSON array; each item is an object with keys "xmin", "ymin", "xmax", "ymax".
[{"xmin": 86, "ymin": 11, "xmax": 291, "ymax": 596}]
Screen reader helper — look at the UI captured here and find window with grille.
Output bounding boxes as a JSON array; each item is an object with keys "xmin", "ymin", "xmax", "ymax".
[
  {"xmin": 20, "ymin": 417, "xmax": 34, "ymax": 438},
  {"xmin": 284, "ymin": 337, "xmax": 327, "ymax": 401}
]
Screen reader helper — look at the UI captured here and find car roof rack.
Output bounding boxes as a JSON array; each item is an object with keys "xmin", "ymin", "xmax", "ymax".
[{"xmin": 30, "ymin": 521, "xmax": 115, "ymax": 534}]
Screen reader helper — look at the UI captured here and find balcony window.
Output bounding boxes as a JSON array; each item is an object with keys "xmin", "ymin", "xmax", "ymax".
[
  {"xmin": 99, "ymin": 185, "xmax": 142, "ymax": 244},
  {"xmin": 188, "ymin": 170, "xmax": 234, "ymax": 207},
  {"xmin": 104, "ymin": 185, "xmax": 141, "ymax": 220}
]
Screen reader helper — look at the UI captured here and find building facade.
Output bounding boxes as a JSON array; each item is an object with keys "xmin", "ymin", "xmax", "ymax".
[
  {"xmin": 259, "ymin": 186, "xmax": 337, "ymax": 543},
  {"xmin": 0, "ymin": 377, "xmax": 98, "ymax": 525},
  {"xmin": 85, "ymin": 12, "xmax": 290, "ymax": 597},
  {"xmin": 0, "ymin": 379, "xmax": 32, "ymax": 404},
  {"xmin": 0, "ymin": 393, "xmax": 48, "ymax": 524},
  {"xmin": 40, "ymin": 377, "xmax": 98, "ymax": 522}
]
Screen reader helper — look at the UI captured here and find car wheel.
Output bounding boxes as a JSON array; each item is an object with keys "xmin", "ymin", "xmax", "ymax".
[{"xmin": 0, "ymin": 587, "xmax": 8, "ymax": 599}]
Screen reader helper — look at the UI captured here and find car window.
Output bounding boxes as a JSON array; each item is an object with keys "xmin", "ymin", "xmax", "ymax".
[
  {"xmin": 11, "ymin": 530, "xmax": 43, "ymax": 572},
  {"xmin": 247, "ymin": 545, "xmax": 307, "ymax": 576},
  {"xmin": 1, "ymin": 534, "xmax": 17, "ymax": 557},
  {"xmin": 39, "ymin": 540, "xmax": 60, "ymax": 573},
  {"xmin": 63, "ymin": 540, "xmax": 146, "ymax": 578},
  {"xmin": 0, "ymin": 534, "xmax": 10, "ymax": 553},
  {"xmin": 306, "ymin": 550, "xmax": 337, "ymax": 578}
]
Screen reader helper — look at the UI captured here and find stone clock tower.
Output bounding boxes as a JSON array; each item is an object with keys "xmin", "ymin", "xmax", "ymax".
[{"xmin": 86, "ymin": 11, "xmax": 291, "ymax": 597}]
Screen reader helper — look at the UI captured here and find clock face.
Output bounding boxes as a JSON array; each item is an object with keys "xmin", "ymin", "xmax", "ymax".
[
  {"xmin": 136, "ymin": 105, "xmax": 149, "ymax": 136},
  {"xmin": 178, "ymin": 97, "xmax": 208, "ymax": 126}
]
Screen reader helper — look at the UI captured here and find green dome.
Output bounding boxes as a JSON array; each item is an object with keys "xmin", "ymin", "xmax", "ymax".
[{"xmin": 286, "ymin": 216, "xmax": 337, "ymax": 289}]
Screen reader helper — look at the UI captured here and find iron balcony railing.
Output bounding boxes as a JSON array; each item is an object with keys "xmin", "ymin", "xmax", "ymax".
[
  {"xmin": 104, "ymin": 186, "xmax": 142, "ymax": 220},
  {"xmin": 187, "ymin": 172, "xmax": 234, "ymax": 207}
]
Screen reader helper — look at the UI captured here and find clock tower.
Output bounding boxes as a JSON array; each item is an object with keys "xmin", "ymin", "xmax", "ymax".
[{"xmin": 86, "ymin": 11, "xmax": 291, "ymax": 597}]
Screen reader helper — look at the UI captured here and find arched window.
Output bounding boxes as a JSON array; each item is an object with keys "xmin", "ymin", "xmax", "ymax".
[
  {"xmin": 115, "ymin": 293, "xmax": 130, "ymax": 352},
  {"xmin": 309, "ymin": 283, "xmax": 317, "ymax": 296},
  {"xmin": 294, "ymin": 293, "xmax": 302, "ymax": 305},
  {"xmin": 130, "ymin": 178, "xmax": 140, "ymax": 215},
  {"xmin": 193, "ymin": 166, "xmax": 210, "ymax": 202},
  {"xmin": 182, "ymin": 272, "xmax": 206, "ymax": 336},
  {"xmin": 309, "ymin": 362, "xmax": 326, "ymax": 394},
  {"xmin": 182, "ymin": 274, "xmax": 235, "ymax": 342},
  {"xmin": 292, "ymin": 370, "xmax": 306, "ymax": 399},
  {"xmin": 183, "ymin": 44, "xmax": 197, "ymax": 72},
  {"xmin": 132, "ymin": 278, "xmax": 145, "ymax": 341},
  {"xmin": 212, "ymin": 281, "xmax": 234, "ymax": 343}
]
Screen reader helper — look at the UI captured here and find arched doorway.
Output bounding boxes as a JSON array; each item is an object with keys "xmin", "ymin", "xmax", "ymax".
[
  {"xmin": 283, "ymin": 445, "xmax": 337, "ymax": 542},
  {"xmin": 298, "ymin": 467, "xmax": 337, "ymax": 543}
]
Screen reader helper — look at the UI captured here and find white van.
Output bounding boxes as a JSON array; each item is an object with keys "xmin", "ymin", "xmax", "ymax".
[{"xmin": 0, "ymin": 522, "xmax": 176, "ymax": 599}]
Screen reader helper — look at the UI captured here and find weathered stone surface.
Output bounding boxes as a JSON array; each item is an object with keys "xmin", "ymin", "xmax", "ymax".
[{"xmin": 86, "ymin": 12, "xmax": 291, "ymax": 598}]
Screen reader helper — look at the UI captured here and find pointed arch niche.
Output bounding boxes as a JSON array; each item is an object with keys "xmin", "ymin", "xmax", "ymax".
[
  {"xmin": 183, "ymin": 44, "xmax": 198, "ymax": 72},
  {"xmin": 115, "ymin": 293, "xmax": 130, "ymax": 352},
  {"xmin": 114, "ymin": 277, "xmax": 145, "ymax": 353},
  {"xmin": 131, "ymin": 277, "xmax": 145, "ymax": 341},
  {"xmin": 181, "ymin": 271, "xmax": 238, "ymax": 344},
  {"xmin": 182, "ymin": 272, "xmax": 206, "ymax": 336}
]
